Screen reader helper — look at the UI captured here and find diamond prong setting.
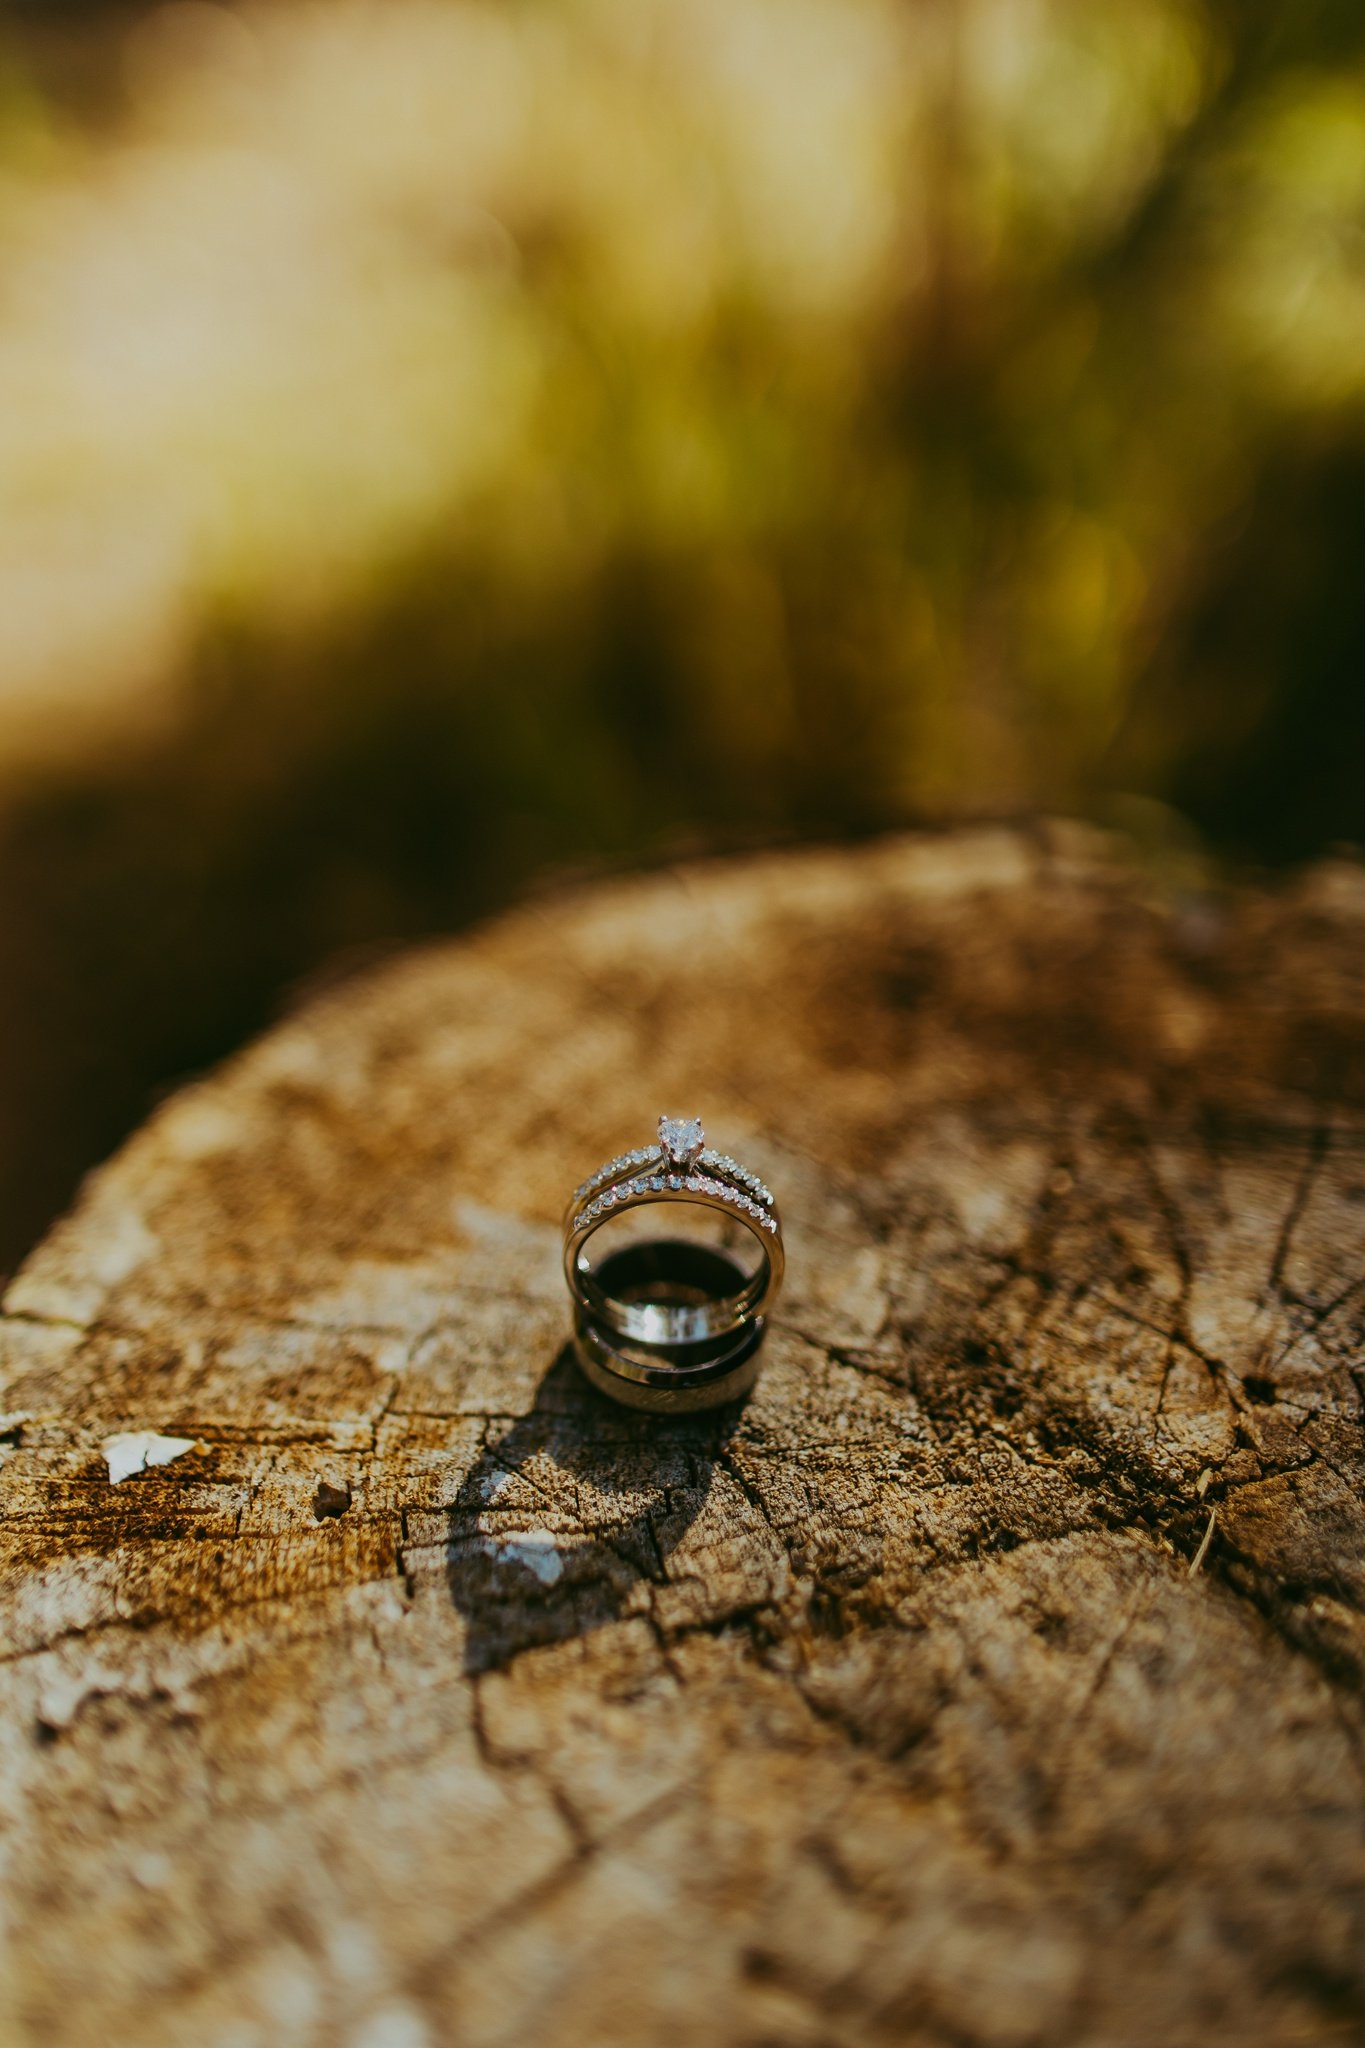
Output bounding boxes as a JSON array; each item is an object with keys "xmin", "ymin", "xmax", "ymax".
[{"xmin": 658, "ymin": 1114, "xmax": 706, "ymax": 1171}]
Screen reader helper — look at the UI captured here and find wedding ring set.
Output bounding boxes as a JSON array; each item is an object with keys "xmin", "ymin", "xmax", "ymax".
[{"xmin": 562, "ymin": 1114, "xmax": 785, "ymax": 1411}]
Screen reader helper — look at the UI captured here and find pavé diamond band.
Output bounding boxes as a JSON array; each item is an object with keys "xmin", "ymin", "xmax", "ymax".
[{"xmin": 563, "ymin": 1114, "xmax": 784, "ymax": 1410}]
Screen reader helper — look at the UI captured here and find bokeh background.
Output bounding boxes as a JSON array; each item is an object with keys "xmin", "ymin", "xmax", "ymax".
[{"xmin": 2, "ymin": 0, "xmax": 1364, "ymax": 1272}]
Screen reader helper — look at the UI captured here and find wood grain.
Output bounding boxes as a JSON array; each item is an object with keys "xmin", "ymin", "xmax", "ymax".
[{"xmin": 2, "ymin": 826, "xmax": 1363, "ymax": 2047}]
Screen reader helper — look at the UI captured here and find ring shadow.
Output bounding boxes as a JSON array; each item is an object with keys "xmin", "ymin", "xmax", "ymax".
[{"xmin": 443, "ymin": 1344, "xmax": 745, "ymax": 1673}]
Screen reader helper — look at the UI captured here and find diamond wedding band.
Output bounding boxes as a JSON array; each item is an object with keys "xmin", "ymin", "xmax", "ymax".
[{"xmin": 563, "ymin": 1114, "xmax": 784, "ymax": 1411}]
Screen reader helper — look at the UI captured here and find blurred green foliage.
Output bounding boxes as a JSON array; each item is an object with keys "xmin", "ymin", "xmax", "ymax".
[{"xmin": 2, "ymin": 0, "xmax": 1365, "ymax": 1265}]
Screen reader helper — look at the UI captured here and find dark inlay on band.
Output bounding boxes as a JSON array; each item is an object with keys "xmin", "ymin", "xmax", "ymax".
[
  {"xmin": 594, "ymin": 1238, "xmax": 749, "ymax": 1309},
  {"xmin": 580, "ymin": 1240, "xmax": 765, "ymax": 1383},
  {"xmin": 573, "ymin": 1297, "xmax": 766, "ymax": 1404}
]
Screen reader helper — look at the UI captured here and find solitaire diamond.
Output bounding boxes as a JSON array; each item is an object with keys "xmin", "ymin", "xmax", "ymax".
[{"xmin": 658, "ymin": 1114, "xmax": 705, "ymax": 1170}]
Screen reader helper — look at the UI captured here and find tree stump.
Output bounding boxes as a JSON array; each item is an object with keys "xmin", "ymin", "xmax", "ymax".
[{"xmin": 2, "ymin": 827, "xmax": 1363, "ymax": 2048}]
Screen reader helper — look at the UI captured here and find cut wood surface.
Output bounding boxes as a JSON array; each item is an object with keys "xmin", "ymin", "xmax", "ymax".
[{"xmin": 2, "ymin": 827, "xmax": 1364, "ymax": 2048}]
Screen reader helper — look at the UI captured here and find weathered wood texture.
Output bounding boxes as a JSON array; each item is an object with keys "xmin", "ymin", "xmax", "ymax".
[{"xmin": 2, "ymin": 828, "xmax": 1365, "ymax": 2048}]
